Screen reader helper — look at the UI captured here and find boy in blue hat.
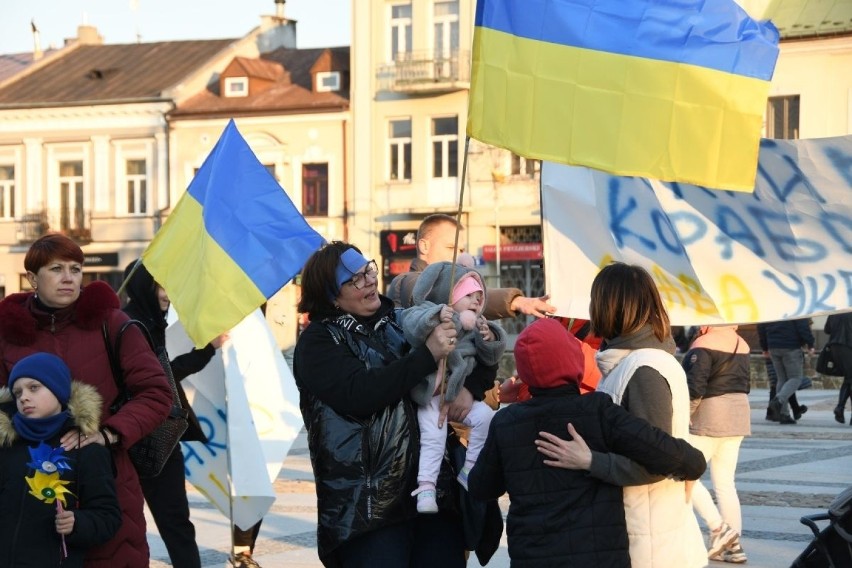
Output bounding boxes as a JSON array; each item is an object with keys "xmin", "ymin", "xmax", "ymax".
[{"xmin": 0, "ymin": 352, "xmax": 121, "ymax": 567}]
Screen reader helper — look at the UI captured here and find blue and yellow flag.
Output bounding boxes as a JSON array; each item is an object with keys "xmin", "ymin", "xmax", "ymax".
[
  {"xmin": 467, "ymin": 0, "xmax": 780, "ymax": 191},
  {"xmin": 142, "ymin": 120, "xmax": 325, "ymax": 346}
]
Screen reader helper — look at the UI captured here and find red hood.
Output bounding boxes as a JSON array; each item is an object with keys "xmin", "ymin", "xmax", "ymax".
[{"xmin": 515, "ymin": 318, "xmax": 584, "ymax": 389}]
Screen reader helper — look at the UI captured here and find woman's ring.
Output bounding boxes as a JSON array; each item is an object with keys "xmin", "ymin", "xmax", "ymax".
[{"xmin": 449, "ymin": 338, "xmax": 455, "ymax": 345}]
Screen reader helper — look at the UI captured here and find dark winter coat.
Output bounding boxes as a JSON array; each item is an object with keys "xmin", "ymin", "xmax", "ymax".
[
  {"xmin": 0, "ymin": 382, "xmax": 121, "ymax": 568},
  {"xmin": 825, "ymin": 313, "xmax": 852, "ymax": 348},
  {"xmin": 293, "ymin": 296, "xmax": 442, "ymax": 567},
  {"xmin": 470, "ymin": 386, "xmax": 706, "ymax": 567},
  {"xmin": 122, "ymin": 262, "xmax": 212, "ymax": 442},
  {"xmin": 0, "ymin": 282, "xmax": 172, "ymax": 568},
  {"xmin": 758, "ymin": 319, "xmax": 815, "ymax": 351},
  {"xmin": 682, "ymin": 326, "xmax": 751, "ymax": 400}
]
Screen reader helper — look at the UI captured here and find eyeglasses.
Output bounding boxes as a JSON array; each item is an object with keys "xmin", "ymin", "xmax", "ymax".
[{"xmin": 345, "ymin": 260, "xmax": 378, "ymax": 290}]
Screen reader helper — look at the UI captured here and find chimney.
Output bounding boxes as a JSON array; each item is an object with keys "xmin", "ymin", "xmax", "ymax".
[
  {"xmin": 76, "ymin": 24, "xmax": 104, "ymax": 45},
  {"xmin": 31, "ymin": 19, "xmax": 43, "ymax": 60},
  {"xmin": 275, "ymin": 0, "xmax": 286, "ymax": 19}
]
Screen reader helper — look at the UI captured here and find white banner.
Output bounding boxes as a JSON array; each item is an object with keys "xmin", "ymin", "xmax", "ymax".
[
  {"xmin": 542, "ymin": 136, "xmax": 852, "ymax": 325},
  {"xmin": 166, "ymin": 309, "xmax": 303, "ymax": 530}
]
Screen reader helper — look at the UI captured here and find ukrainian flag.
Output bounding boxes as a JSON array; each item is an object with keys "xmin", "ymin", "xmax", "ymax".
[
  {"xmin": 142, "ymin": 120, "xmax": 325, "ymax": 347},
  {"xmin": 467, "ymin": 0, "xmax": 780, "ymax": 191}
]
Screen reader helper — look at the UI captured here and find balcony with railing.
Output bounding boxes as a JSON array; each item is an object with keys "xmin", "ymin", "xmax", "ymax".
[
  {"xmin": 16, "ymin": 209, "xmax": 92, "ymax": 244},
  {"xmin": 376, "ymin": 49, "xmax": 471, "ymax": 94}
]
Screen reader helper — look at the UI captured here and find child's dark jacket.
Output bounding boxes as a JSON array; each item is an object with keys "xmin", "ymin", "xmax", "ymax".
[
  {"xmin": 0, "ymin": 382, "xmax": 121, "ymax": 567},
  {"xmin": 469, "ymin": 386, "xmax": 706, "ymax": 567}
]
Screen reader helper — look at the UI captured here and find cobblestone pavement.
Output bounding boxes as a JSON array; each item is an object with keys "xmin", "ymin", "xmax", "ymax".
[{"xmin": 147, "ymin": 388, "xmax": 851, "ymax": 567}]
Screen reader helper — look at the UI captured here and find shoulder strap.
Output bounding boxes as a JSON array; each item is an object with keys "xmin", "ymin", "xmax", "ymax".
[
  {"xmin": 102, "ymin": 319, "xmax": 159, "ymax": 402},
  {"xmin": 115, "ymin": 319, "xmax": 157, "ymax": 357},
  {"xmin": 102, "ymin": 321, "xmax": 125, "ymax": 393}
]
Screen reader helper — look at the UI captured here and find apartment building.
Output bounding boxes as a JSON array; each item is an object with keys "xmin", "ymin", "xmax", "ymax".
[
  {"xmin": 351, "ymin": 0, "xmax": 545, "ymax": 333},
  {"xmin": 351, "ymin": 0, "xmax": 852, "ymax": 336},
  {"xmin": 168, "ymin": 45, "xmax": 350, "ymax": 350},
  {"xmin": 0, "ymin": 6, "xmax": 350, "ymax": 350}
]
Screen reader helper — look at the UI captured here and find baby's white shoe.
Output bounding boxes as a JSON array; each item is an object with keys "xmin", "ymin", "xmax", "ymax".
[{"xmin": 412, "ymin": 485, "xmax": 438, "ymax": 514}]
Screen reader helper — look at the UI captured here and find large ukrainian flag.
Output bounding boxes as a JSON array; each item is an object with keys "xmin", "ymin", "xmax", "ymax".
[
  {"xmin": 142, "ymin": 120, "xmax": 324, "ymax": 347},
  {"xmin": 467, "ymin": 0, "xmax": 780, "ymax": 191}
]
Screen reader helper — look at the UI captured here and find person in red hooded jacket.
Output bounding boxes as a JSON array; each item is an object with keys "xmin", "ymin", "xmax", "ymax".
[
  {"xmin": 0, "ymin": 234, "xmax": 172, "ymax": 568},
  {"xmin": 468, "ymin": 318, "xmax": 706, "ymax": 567},
  {"xmin": 498, "ymin": 317, "xmax": 602, "ymax": 404}
]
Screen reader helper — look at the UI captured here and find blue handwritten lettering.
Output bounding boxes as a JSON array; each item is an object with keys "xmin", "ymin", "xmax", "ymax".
[{"xmin": 608, "ymin": 179, "xmax": 656, "ymax": 250}]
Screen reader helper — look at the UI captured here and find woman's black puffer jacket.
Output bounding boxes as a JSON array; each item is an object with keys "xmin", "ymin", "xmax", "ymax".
[{"xmin": 293, "ymin": 298, "xmax": 442, "ymax": 567}]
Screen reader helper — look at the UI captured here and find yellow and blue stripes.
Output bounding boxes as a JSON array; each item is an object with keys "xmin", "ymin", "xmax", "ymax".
[
  {"xmin": 143, "ymin": 120, "xmax": 324, "ymax": 346},
  {"xmin": 467, "ymin": 0, "xmax": 780, "ymax": 191}
]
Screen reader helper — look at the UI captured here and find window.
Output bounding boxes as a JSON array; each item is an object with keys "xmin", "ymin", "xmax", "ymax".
[
  {"xmin": 766, "ymin": 95, "xmax": 800, "ymax": 139},
  {"xmin": 302, "ymin": 163, "xmax": 328, "ymax": 216},
  {"xmin": 496, "ymin": 226, "xmax": 545, "ymax": 335},
  {"xmin": 433, "ymin": 1, "xmax": 459, "ymax": 58},
  {"xmin": 125, "ymin": 159, "xmax": 147, "ymax": 214},
  {"xmin": 224, "ymin": 77, "xmax": 249, "ymax": 98},
  {"xmin": 511, "ymin": 154, "xmax": 539, "ymax": 178},
  {"xmin": 316, "ymin": 71, "xmax": 341, "ymax": 92},
  {"xmin": 431, "ymin": 116, "xmax": 458, "ymax": 178},
  {"xmin": 389, "ymin": 119, "xmax": 412, "ymax": 181},
  {"xmin": 433, "ymin": 1, "xmax": 459, "ymax": 79},
  {"xmin": 390, "ymin": 3, "xmax": 412, "ymax": 61},
  {"xmin": 58, "ymin": 161, "xmax": 84, "ymax": 231},
  {"xmin": 0, "ymin": 165, "xmax": 14, "ymax": 219}
]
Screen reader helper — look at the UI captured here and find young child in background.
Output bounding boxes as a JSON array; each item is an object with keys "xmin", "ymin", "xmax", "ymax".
[
  {"xmin": 400, "ymin": 261, "xmax": 506, "ymax": 513},
  {"xmin": 0, "ymin": 352, "xmax": 121, "ymax": 567}
]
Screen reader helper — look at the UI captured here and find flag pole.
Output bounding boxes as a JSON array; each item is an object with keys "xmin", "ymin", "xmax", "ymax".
[
  {"xmin": 224, "ymin": 346, "xmax": 237, "ymax": 564},
  {"xmin": 116, "ymin": 257, "xmax": 142, "ymax": 297},
  {"xmin": 440, "ymin": 135, "xmax": 471, "ymax": 404}
]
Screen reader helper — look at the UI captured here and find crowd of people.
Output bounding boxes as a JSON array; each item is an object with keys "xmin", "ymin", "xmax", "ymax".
[{"xmin": 1, "ymin": 220, "xmax": 845, "ymax": 567}]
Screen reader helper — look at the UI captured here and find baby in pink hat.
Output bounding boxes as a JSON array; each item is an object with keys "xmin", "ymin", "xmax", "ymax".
[{"xmin": 400, "ymin": 261, "xmax": 506, "ymax": 513}]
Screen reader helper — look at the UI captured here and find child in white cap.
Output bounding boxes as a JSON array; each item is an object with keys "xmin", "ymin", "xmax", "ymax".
[
  {"xmin": 0, "ymin": 352, "xmax": 121, "ymax": 567},
  {"xmin": 400, "ymin": 261, "xmax": 506, "ymax": 513}
]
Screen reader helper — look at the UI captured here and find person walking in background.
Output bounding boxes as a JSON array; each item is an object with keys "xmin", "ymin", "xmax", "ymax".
[
  {"xmin": 0, "ymin": 353, "xmax": 122, "ymax": 567},
  {"xmin": 758, "ymin": 319, "xmax": 815, "ymax": 424},
  {"xmin": 761, "ymin": 353, "xmax": 807, "ymax": 422},
  {"xmin": 122, "ymin": 260, "xmax": 226, "ymax": 568},
  {"xmin": 824, "ymin": 312, "xmax": 852, "ymax": 425},
  {"xmin": 682, "ymin": 325, "xmax": 752, "ymax": 563},
  {"xmin": 471, "ymin": 318, "xmax": 706, "ymax": 567},
  {"xmin": 399, "ymin": 261, "xmax": 506, "ymax": 512},
  {"xmin": 0, "ymin": 233, "xmax": 172, "ymax": 568}
]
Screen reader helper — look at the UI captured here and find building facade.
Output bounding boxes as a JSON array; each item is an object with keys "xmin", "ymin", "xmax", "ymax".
[{"xmin": 351, "ymin": 0, "xmax": 545, "ymax": 334}]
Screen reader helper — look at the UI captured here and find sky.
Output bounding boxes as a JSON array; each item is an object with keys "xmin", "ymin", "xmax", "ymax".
[{"xmin": 0, "ymin": 0, "xmax": 351, "ymax": 54}]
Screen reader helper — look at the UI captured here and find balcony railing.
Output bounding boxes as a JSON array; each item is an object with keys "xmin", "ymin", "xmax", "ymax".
[
  {"xmin": 377, "ymin": 49, "xmax": 470, "ymax": 93},
  {"xmin": 16, "ymin": 209, "xmax": 92, "ymax": 244}
]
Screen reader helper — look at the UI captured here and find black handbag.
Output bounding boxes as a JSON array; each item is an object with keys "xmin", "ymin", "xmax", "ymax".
[
  {"xmin": 102, "ymin": 320, "xmax": 189, "ymax": 478},
  {"xmin": 816, "ymin": 344, "xmax": 845, "ymax": 377}
]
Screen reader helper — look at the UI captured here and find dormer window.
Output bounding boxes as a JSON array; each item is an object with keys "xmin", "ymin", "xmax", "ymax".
[
  {"xmin": 316, "ymin": 71, "xmax": 340, "ymax": 93},
  {"xmin": 224, "ymin": 77, "xmax": 249, "ymax": 97}
]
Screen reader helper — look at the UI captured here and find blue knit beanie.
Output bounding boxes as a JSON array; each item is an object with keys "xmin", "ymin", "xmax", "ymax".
[{"xmin": 9, "ymin": 353, "xmax": 72, "ymax": 406}]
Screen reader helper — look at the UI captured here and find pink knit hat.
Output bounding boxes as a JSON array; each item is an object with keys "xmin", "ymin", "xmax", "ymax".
[{"xmin": 452, "ymin": 274, "xmax": 483, "ymax": 305}]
